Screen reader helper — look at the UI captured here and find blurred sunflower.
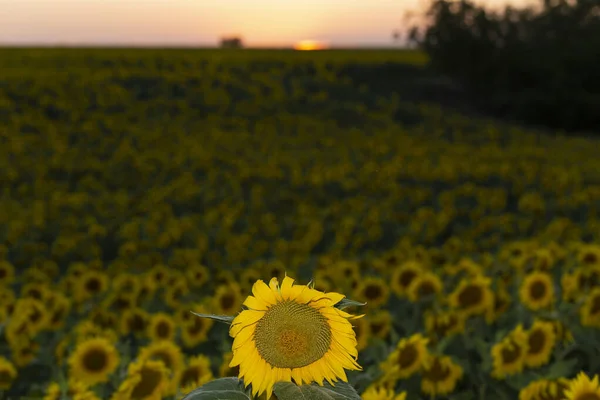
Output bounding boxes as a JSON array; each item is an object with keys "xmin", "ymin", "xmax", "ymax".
[
  {"xmin": 491, "ymin": 324, "xmax": 528, "ymax": 379},
  {"xmin": 137, "ymin": 340, "xmax": 185, "ymax": 376},
  {"xmin": 580, "ymin": 287, "xmax": 600, "ymax": 328},
  {"xmin": 448, "ymin": 275, "xmax": 493, "ymax": 317},
  {"xmin": 564, "ymin": 372, "xmax": 600, "ymax": 400},
  {"xmin": 43, "ymin": 379, "xmax": 101, "ymax": 400},
  {"xmin": 362, "ymin": 385, "xmax": 407, "ymax": 400},
  {"xmin": 228, "ymin": 276, "xmax": 362, "ymax": 399},
  {"xmin": 354, "ymin": 276, "xmax": 390, "ymax": 309},
  {"xmin": 119, "ymin": 308, "xmax": 150, "ymax": 338},
  {"xmin": 174, "ymin": 355, "xmax": 213, "ymax": 395},
  {"xmin": 213, "ymin": 282, "xmax": 244, "ymax": 315},
  {"xmin": 0, "ymin": 260, "xmax": 16, "ymax": 285},
  {"xmin": 519, "ymin": 272, "xmax": 555, "ymax": 311},
  {"xmin": 381, "ymin": 333, "xmax": 429, "ymax": 380},
  {"xmin": 147, "ymin": 312, "xmax": 176, "ymax": 342},
  {"xmin": 424, "ymin": 310, "xmax": 465, "ymax": 339},
  {"xmin": 179, "ymin": 304, "xmax": 214, "ymax": 348},
  {"xmin": 420, "ymin": 355, "xmax": 463, "ymax": 397},
  {"xmin": 240, "ymin": 267, "xmax": 262, "ymax": 294},
  {"xmin": 486, "ymin": 281, "xmax": 512, "ymax": 324},
  {"xmin": 219, "ymin": 352, "xmax": 238, "ymax": 378},
  {"xmin": 524, "ymin": 320, "xmax": 556, "ymax": 368},
  {"xmin": 390, "ymin": 261, "xmax": 422, "ymax": 297},
  {"xmin": 0, "ymin": 356, "xmax": 17, "ymax": 390},
  {"xmin": 353, "ymin": 315, "xmax": 371, "ymax": 351},
  {"xmin": 406, "ymin": 272, "xmax": 443, "ymax": 302},
  {"xmin": 578, "ymin": 245, "xmax": 600, "ymax": 267},
  {"xmin": 74, "ymin": 270, "xmax": 109, "ymax": 302},
  {"xmin": 111, "ymin": 359, "xmax": 170, "ymax": 400},
  {"xmin": 68, "ymin": 336, "xmax": 120, "ymax": 386},
  {"xmin": 368, "ymin": 310, "xmax": 392, "ymax": 340},
  {"xmin": 519, "ymin": 377, "xmax": 569, "ymax": 400},
  {"xmin": 164, "ymin": 281, "xmax": 190, "ymax": 309}
]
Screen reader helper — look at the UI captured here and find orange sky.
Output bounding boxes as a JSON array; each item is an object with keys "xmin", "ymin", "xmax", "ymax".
[{"xmin": 0, "ymin": 0, "xmax": 537, "ymax": 47}]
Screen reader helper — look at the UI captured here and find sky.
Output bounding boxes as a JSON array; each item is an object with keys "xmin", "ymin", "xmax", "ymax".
[{"xmin": 0, "ymin": 0, "xmax": 537, "ymax": 47}]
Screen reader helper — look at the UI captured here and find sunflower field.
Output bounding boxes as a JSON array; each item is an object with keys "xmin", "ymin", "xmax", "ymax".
[{"xmin": 1, "ymin": 48, "xmax": 600, "ymax": 400}]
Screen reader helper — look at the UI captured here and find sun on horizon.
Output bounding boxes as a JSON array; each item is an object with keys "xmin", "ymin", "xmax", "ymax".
[{"xmin": 293, "ymin": 40, "xmax": 328, "ymax": 51}]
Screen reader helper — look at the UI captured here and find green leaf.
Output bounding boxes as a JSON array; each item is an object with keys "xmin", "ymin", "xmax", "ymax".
[
  {"xmin": 190, "ymin": 311, "xmax": 235, "ymax": 325},
  {"xmin": 546, "ymin": 358, "xmax": 580, "ymax": 380},
  {"xmin": 273, "ymin": 381, "xmax": 361, "ymax": 400},
  {"xmin": 334, "ymin": 298, "xmax": 366, "ymax": 310},
  {"xmin": 182, "ymin": 378, "xmax": 251, "ymax": 400}
]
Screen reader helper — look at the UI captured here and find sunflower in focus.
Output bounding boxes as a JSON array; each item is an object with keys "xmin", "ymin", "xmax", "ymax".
[
  {"xmin": 227, "ymin": 275, "xmax": 362, "ymax": 399},
  {"xmin": 564, "ymin": 372, "xmax": 600, "ymax": 400},
  {"xmin": 354, "ymin": 276, "xmax": 390, "ymax": 309},
  {"xmin": 491, "ymin": 324, "xmax": 528, "ymax": 379},
  {"xmin": 519, "ymin": 272, "xmax": 555, "ymax": 311},
  {"xmin": 420, "ymin": 355, "xmax": 463, "ymax": 397},
  {"xmin": 380, "ymin": 333, "xmax": 429, "ymax": 380},
  {"xmin": 448, "ymin": 275, "xmax": 493, "ymax": 318},
  {"xmin": 362, "ymin": 385, "xmax": 407, "ymax": 400},
  {"xmin": 68, "ymin": 336, "xmax": 120, "ymax": 386},
  {"xmin": 524, "ymin": 320, "xmax": 556, "ymax": 368}
]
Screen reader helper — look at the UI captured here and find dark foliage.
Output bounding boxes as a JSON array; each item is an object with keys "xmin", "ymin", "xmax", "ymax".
[{"xmin": 408, "ymin": 0, "xmax": 600, "ymax": 133}]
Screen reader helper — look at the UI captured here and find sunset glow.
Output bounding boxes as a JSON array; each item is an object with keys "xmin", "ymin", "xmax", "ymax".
[{"xmin": 293, "ymin": 40, "xmax": 329, "ymax": 51}]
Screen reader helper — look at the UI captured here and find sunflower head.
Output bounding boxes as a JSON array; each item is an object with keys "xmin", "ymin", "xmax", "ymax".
[
  {"xmin": 491, "ymin": 324, "xmax": 529, "ymax": 379},
  {"xmin": 381, "ymin": 333, "xmax": 430, "ymax": 380},
  {"xmin": 519, "ymin": 272, "xmax": 555, "ymax": 311},
  {"xmin": 524, "ymin": 320, "xmax": 556, "ymax": 368},
  {"xmin": 565, "ymin": 372, "xmax": 600, "ymax": 400},
  {"xmin": 227, "ymin": 275, "xmax": 362, "ymax": 399},
  {"xmin": 0, "ymin": 356, "xmax": 17, "ymax": 390},
  {"xmin": 448, "ymin": 275, "xmax": 493, "ymax": 317},
  {"xmin": 67, "ymin": 336, "xmax": 120, "ymax": 387},
  {"xmin": 420, "ymin": 355, "xmax": 463, "ymax": 397}
]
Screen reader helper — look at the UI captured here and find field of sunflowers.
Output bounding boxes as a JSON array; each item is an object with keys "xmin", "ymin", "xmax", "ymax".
[{"xmin": 1, "ymin": 48, "xmax": 600, "ymax": 400}]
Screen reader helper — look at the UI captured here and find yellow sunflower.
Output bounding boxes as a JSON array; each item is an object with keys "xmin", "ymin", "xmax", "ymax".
[
  {"xmin": 486, "ymin": 281, "xmax": 513, "ymax": 324},
  {"xmin": 186, "ymin": 263, "xmax": 210, "ymax": 288},
  {"xmin": 380, "ymin": 333, "xmax": 430, "ymax": 380},
  {"xmin": 448, "ymin": 275, "xmax": 493, "ymax": 318},
  {"xmin": 491, "ymin": 324, "xmax": 528, "ymax": 379},
  {"xmin": 362, "ymin": 385, "xmax": 407, "ymax": 400},
  {"xmin": 524, "ymin": 320, "xmax": 556, "ymax": 368},
  {"xmin": 424, "ymin": 310, "xmax": 465, "ymax": 339},
  {"xmin": 68, "ymin": 336, "xmax": 120, "ymax": 386},
  {"xmin": 564, "ymin": 372, "xmax": 600, "ymax": 400},
  {"xmin": 74, "ymin": 270, "xmax": 109, "ymax": 303},
  {"xmin": 219, "ymin": 352, "xmax": 238, "ymax": 378},
  {"xmin": 43, "ymin": 378, "xmax": 101, "ymax": 400},
  {"xmin": 353, "ymin": 315, "xmax": 371, "ymax": 351},
  {"xmin": 111, "ymin": 359, "xmax": 170, "ymax": 400},
  {"xmin": 368, "ymin": 311, "xmax": 392, "ymax": 340},
  {"xmin": 213, "ymin": 282, "xmax": 244, "ymax": 315},
  {"xmin": 354, "ymin": 276, "xmax": 390, "ymax": 309},
  {"xmin": 406, "ymin": 272, "xmax": 443, "ymax": 303},
  {"xmin": 119, "ymin": 308, "xmax": 150, "ymax": 337},
  {"xmin": 580, "ymin": 287, "xmax": 600, "ymax": 328},
  {"xmin": 390, "ymin": 261, "xmax": 422, "ymax": 297},
  {"xmin": 0, "ymin": 260, "xmax": 16, "ymax": 286},
  {"xmin": 0, "ymin": 356, "xmax": 17, "ymax": 390},
  {"xmin": 174, "ymin": 355, "xmax": 214, "ymax": 395},
  {"xmin": 180, "ymin": 305, "xmax": 214, "ymax": 349},
  {"xmin": 420, "ymin": 355, "xmax": 463, "ymax": 397},
  {"xmin": 519, "ymin": 377, "xmax": 569, "ymax": 400},
  {"xmin": 147, "ymin": 312, "xmax": 176, "ymax": 342},
  {"xmin": 228, "ymin": 276, "xmax": 362, "ymax": 399},
  {"xmin": 137, "ymin": 340, "xmax": 185, "ymax": 376},
  {"xmin": 578, "ymin": 245, "xmax": 600, "ymax": 267},
  {"xmin": 519, "ymin": 272, "xmax": 555, "ymax": 311}
]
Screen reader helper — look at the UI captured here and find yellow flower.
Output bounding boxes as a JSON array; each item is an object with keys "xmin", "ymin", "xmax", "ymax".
[
  {"xmin": 68, "ymin": 337, "xmax": 120, "ymax": 386},
  {"xmin": 147, "ymin": 312, "xmax": 176, "ymax": 342},
  {"xmin": 180, "ymin": 305, "xmax": 214, "ymax": 349},
  {"xmin": 137, "ymin": 340, "xmax": 185, "ymax": 376},
  {"xmin": 119, "ymin": 308, "xmax": 150, "ymax": 337},
  {"xmin": 380, "ymin": 333, "xmax": 429, "ymax": 380},
  {"xmin": 448, "ymin": 275, "xmax": 493, "ymax": 317},
  {"xmin": 174, "ymin": 355, "xmax": 213, "ymax": 395},
  {"xmin": 0, "ymin": 356, "xmax": 17, "ymax": 390},
  {"xmin": 491, "ymin": 325, "xmax": 528, "ymax": 379},
  {"xmin": 578, "ymin": 245, "xmax": 600, "ymax": 267},
  {"xmin": 390, "ymin": 261, "xmax": 422, "ymax": 297},
  {"xmin": 73, "ymin": 270, "xmax": 109, "ymax": 302},
  {"xmin": 406, "ymin": 272, "xmax": 443, "ymax": 302},
  {"xmin": 518, "ymin": 378, "xmax": 569, "ymax": 400},
  {"xmin": 353, "ymin": 315, "xmax": 371, "ymax": 351},
  {"xmin": 186, "ymin": 263, "xmax": 210, "ymax": 288},
  {"xmin": 219, "ymin": 352, "xmax": 238, "ymax": 378},
  {"xmin": 212, "ymin": 282, "xmax": 244, "ymax": 315},
  {"xmin": 420, "ymin": 355, "xmax": 463, "ymax": 397},
  {"xmin": 424, "ymin": 310, "xmax": 465, "ymax": 339},
  {"xmin": 367, "ymin": 311, "xmax": 392, "ymax": 340},
  {"xmin": 519, "ymin": 272, "xmax": 555, "ymax": 311},
  {"xmin": 524, "ymin": 320, "xmax": 556, "ymax": 368},
  {"xmin": 362, "ymin": 385, "xmax": 407, "ymax": 400},
  {"xmin": 564, "ymin": 372, "xmax": 600, "ymax": 400},
  {"xmin": 113, "ymin": 359, "xmax": 170, "ymax": 400},
  {"xmin": 228, "ymin": 275, "xmax": 362, "ymax": 399},
  {"xmin": 354, "ymin": 276, "xmax": 390, "ymax": 309},
  {"xmin": 580, "ymin": 287, "xmax": 600, "ymax": 328}
]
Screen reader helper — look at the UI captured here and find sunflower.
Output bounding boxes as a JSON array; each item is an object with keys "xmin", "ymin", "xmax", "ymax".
[
  {"xmin": 185, "ymin": 263, "xmax": 210, "ymax": 289},
  {"xmin": 353, "ymin": 315, "xmax": 371, "ymax": 351},
  {"xmin": 368, "ymin": 311, "xmax": 392, "ymax": 340},
  {"xmin": 219, "ymin": 352, "xmax": 238, "ymax": 378},
  {"xmin": 578, "ymin": 245, "xmax": 600, "ymax": 267},
  {"xmin": 228, "ymin": 276, "xmax": 362, "ymax": 399},
  {"xmin": 0, "ymin": 260, "xmax": 16, "ymax": 285},
  {"xmin": 519, "ymin": 378, "xmax": 570, "ymax": 400},
  {"xmin": 448, "ymin": 275, "xmax": 493, "ymax": 318},
  {"xmin": 354, "ymin": 276, "xmax": 390, "ymax": 309},
  {"xmin": 74, "ymin": 270, "xmax": 109, "ymax": 302},
  {"xmin": 524, "ymin": 320, "xmax": 556, "ymax": 368},
  {"xmin": 147, "ymin": 264, "xmax": 171, "ymax": 288},
  {"xmin": 43, "ymin": 379, "xmax": 101, "ymax": 400},
  {"xmin": 561, "ymin": 272, "xmax": 582, "ymax": 303},
  {"xmin": 380, "ymin": 333, "xmax": 430, "ymax": 380},
  {"xmin": 174, "ymin": 355, "xmax": 213, "ymax": 395},
  {"xmin": 46, "ymin": 291, "xmax": 72, "ymax": 331},
  {"xmin": 443, "ymin": 258, "xmax": 483, "ymax": 277},
  {"xmin": 406, "ymin": 272, "xmax": 443, "ymax": 303},
  {"xmin": 147, "ymin": 312, "xmax": 176, "ymax": 342},
  {"xmin": 420, "ymin": 355, "xmax": 463, "ymax": 397},
  {"xmin": 179, "ymin": 305, "xmax": 214, "ymax": 349},
  {"xmin": 424, "ymin": 310, "xmax": 465, "ymax": 339},
  {"xmin": 213, "ymin": 282, "xmax": 244, "ymax": 315},
  {"xmin": 119, "ymin": 308, "xmax": 150, "ymax": 337},
  {"xmin": 164, "ymin": 281, "xmax": 190, "ymax": 309},
  {"xmin": 491, "ymin": 324, "xmax": 528, "ymax": 379},
  {"xmin": 390, "ymin": 261, "xmax": 422, "ymax": 297},
  {"xmin": 564, "ymin": 372, "xmax": 600, "ymax": 400},
  {"xmin": 579, "ymin": 287, "xmax": 600, "ymax": 328},
  {"xmin": 240, "ymin": 267, "xmax": 262, "ymax": 294},
  {"xmin": 73, "ymin": 320, "xmax": 119, "ymax": 343},
  {"xmin": 68, "ymin": 336, "xmax": 120, "ymax": 386},
  {"xmin": 362, "ymin": 385, "xmax": 407, "ymax": 400},
  {"xmin": 0, "ymin": 356, "xmax": 17, "ymax": 390},
  {"xmin": 137, "ymin": 340, "xmax": 185, "ymax": 376},
  {"xmin": 10, "ymin": 339, "xmax": 40, "ymax": 367},
  {"xmin": 519, "ymin": 272, "xmax": 555, "ymax": 311},
  {"xmin": 486, "ymin": 281, "xmax": 512, "ymax": 324},
  {"xmin": 112, "ymin": 359, "xmax": 170, "ymax": 400}
]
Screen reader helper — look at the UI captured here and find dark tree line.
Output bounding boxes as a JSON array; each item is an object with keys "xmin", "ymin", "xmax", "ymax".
[{"xmin": 407, "ymin": 0, "xmax": 600, "ymax": 133}]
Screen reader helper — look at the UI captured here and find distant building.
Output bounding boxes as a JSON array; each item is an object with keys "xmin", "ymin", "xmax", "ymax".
[{"xmin": 220, "ymin": 37, "xmax": 244, "ymax": 49}]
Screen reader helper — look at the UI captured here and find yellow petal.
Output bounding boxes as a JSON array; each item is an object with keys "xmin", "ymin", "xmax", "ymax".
[
  {"xmin": 252, "ymin": 280, "xmax": 277, "ymax": 306},
  {"xmin": 243, "ymin": 295, "xmax": 268, "ymax": 311}
]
